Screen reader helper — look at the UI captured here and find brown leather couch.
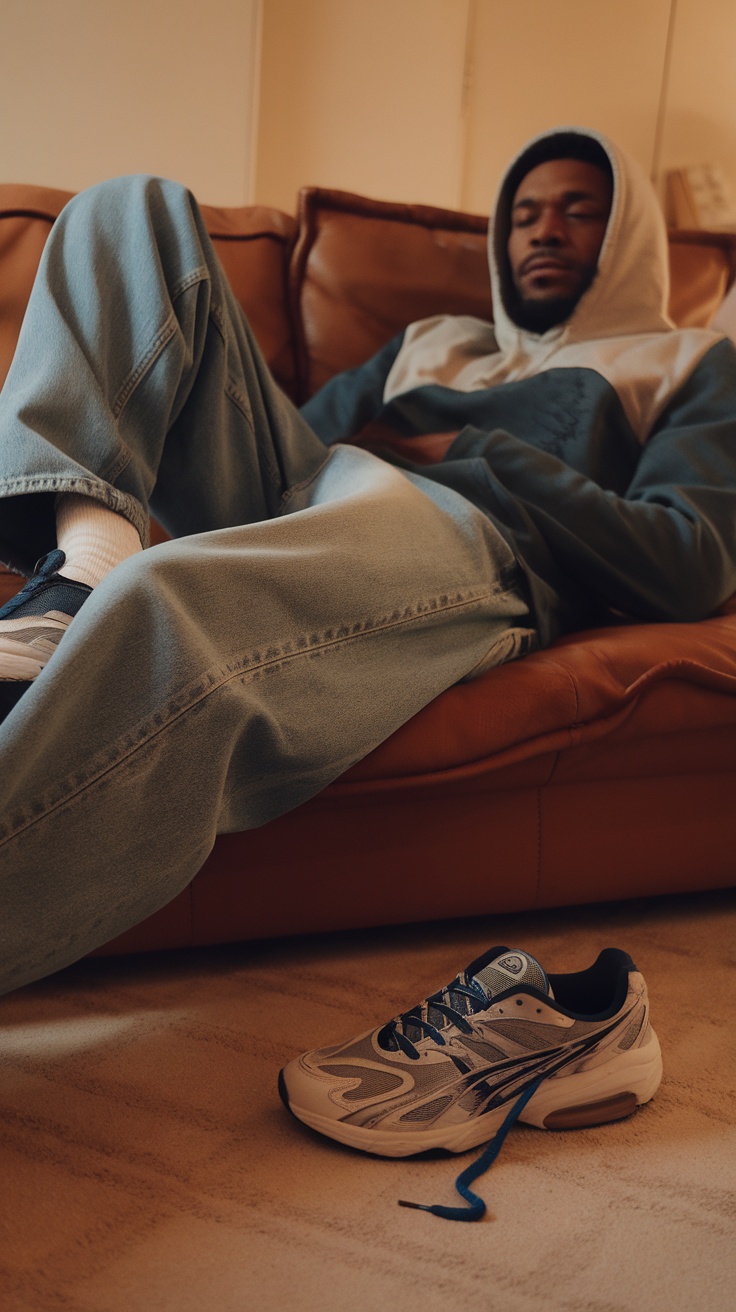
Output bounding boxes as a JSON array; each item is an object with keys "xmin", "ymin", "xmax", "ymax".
[{"xmin": 1, "ymin": 181, "xmax": 736, "ymax": 954}]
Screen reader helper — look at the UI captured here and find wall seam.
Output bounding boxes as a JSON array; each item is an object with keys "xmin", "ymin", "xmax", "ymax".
[
  {"xmin": 245, "ymin": 0, "xmax": 264, "ymax": 205},
  {"xmin": 457, "ymin": 0, "xmax": 479, "ymax": 213},
  {"xmin": 650, "ymin": 0, "xmax": 679, "ymax": 185}
]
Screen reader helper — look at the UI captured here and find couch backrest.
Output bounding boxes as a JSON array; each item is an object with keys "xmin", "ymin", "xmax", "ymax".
[
  {"xmin": 1, "ymin": 181, "xmax": 735, "ymax": 412},
  {"xmin": 291, "ymin": 187, "xmax": 736, "ymax": 401},
  {"xmin": 0, "ymin": 183, "xmax": 297, "ymax": 398}
]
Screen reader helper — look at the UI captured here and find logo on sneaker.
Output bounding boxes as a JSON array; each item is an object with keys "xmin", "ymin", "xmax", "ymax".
[{"xmin": 496, "ymin": 954, "xmax": 526, "ymax": 976}]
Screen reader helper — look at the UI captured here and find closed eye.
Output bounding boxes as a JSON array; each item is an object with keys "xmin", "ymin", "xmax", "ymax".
[
  {"xmin": 511, "ymin": 207, "xmax": 539, "ymax": 228},
  {"xmin": 567, "ymin": 207, "xmax": 606, "ymax": 221}
]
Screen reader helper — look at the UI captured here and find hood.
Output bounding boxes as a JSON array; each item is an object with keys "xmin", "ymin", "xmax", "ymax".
[
  {"xmin": 489, "ymin": 125, "xmax": 673, "ymax": 351},
  {"xmin": 383, "ymin": 126, "xmax": 724, "ymax": 434}
]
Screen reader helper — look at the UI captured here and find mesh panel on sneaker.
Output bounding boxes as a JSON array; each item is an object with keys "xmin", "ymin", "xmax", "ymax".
[
  {"xmin": 0, "ymin": 551, "xmax": 92, "ymax": 626},
  {"xmin": 18, "ymin": 581, "xmax": 91, "ymax": 618},
  {"xmin": 399, "ymin": 1095, "xmax": 454, "ymax": 1123},
  {"xmin": 324, "ymin": 1033, "xmax": 380, "ymax": 1064},
  {"xmin": 482, "ymin": 1021, "xmax": 552, "ymax": 1050},
  {"xmin": 4, "ymin": 625, "xmax": 68, "ymax": 644},
  {"xmin": 318, "ymin": 1064, "xmax": 405, "ymax": 1100},
  {"xmin": 486, "ymin": 1018, "xmax": 598, "ymax": 1048},
  {"xmin": 617, "ymin": 1013, "xmax": 645, "ymax": 1051},
  {"xmin": 459, "ymin": 1037, "xmax": 509, "ymax": 1063},
  {"xmin": 381, "ymin": 949, "xmax": 552, "ymax": 1053}
]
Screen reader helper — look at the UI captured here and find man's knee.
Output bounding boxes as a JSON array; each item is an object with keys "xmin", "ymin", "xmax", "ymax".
[{"xmin": 56, "ymin": 175, "xmax": 196, "ymax": 248}]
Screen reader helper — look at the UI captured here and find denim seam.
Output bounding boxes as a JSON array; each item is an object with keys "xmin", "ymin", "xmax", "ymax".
[
  {"xmin": 223, "ymin": 378, "xmax": 255, "ymax": 431},
  {"xmin": 0, "ymin": 475, "xmax": 150, "ymax": 546},
  {"xmin": 112, "ymin": 312, "xmax": 179, "ymax": 420},
  {"xmin": 208, "ymin": 299, "xmax": 258, "ymax": 437},
  {"xmin": 277, "ymin": 450, "xmax": 337, "ymax": 511},
  {"xmin": 207, "ymin": 299, "xmax": 228, "ymax": 343},
  {"xmin": 171, "ymin": 266, "xmax": 211, "ymax": 303},
  {"xmin": 0, "ymin": 586, "xmax": 497, "ymax": 848},
  {"xmin": 111, "ymin": 267, "xmax": 210, "ymax": 420},
  {"xmin": 222, "ymin": 381, "xmax": 276, "ymax": 487},
  {"xmin": 97, "ymin": 444, "xmax": 133, "ymax": 486}
]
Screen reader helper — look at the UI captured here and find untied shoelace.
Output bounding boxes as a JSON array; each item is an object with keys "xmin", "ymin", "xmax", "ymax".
[
  {"xmin": 397, "ymin": 1073, "xmax": 545, "ymax": 1222},
  {"xmin": 383, "ymin": 973, "xmax": 547, "ymax": 1222}
]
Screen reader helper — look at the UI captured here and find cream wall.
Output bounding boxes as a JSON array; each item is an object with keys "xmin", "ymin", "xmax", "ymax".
[
  {"xmin": 459, "ymin": 0, "xmax": 672, "ymax": 214},
  {"xmin": 0, "ymin": 0, "xmax": 261, "ymax": 205},
  {"xmin": 254, "ymin": 0, "xmax": 469, "ymax": 212},
  {"xmin": 3, "ymin": 0, "xmax": 736, "ymax": 219},
  {"xmin": 658, "ymin": 0, "xmax": 736, "ymax": 185},
  {"xmin": 254, "ymin": 0, "xmax": 736, "ymax": 218}
]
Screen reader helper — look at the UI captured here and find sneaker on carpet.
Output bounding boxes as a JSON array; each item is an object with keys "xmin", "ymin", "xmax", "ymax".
[
  {"xmin": 0, "ymin": 549, "xmax": 92, "ymax": 683},
  {"xmin": 279, "ymin": 945, "xmax": 662, "ymax": 1220}
]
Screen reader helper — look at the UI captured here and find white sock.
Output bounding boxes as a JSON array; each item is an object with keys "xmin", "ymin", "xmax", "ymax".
[{"xmin": 55, "ymin": 493, "xmax": 142, "ymax": 589}]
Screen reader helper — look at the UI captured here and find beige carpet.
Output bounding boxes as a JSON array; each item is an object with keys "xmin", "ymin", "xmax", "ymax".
[{"xmin": 1, "ymin": 888, "xmax": 735, "ymax": 1312}]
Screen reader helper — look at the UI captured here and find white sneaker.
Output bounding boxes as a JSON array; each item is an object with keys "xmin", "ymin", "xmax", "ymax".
[{"xmin": 279, "ymin": 946, "xmax": 662, "ymax": 1220}]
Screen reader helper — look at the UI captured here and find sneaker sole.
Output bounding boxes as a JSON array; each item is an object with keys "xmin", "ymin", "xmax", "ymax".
[
  {"xmin": 0, "ymin": 653, "xmax": 46, "ymax": 679},
  {"xmin": 0, "ymin": 647, "xmax": 49, "ymax": 679},
  {"xmin": 280, "ymin": 1028, "xmax": 663, "ymax": 1157},
  {"xmin": 0, "ymin": 615, "xmax": 70, "ymax": 679}
]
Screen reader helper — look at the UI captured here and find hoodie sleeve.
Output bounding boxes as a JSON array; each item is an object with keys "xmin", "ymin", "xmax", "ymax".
[
  {"xmin": 444, "ymin": 337, "xmax": 736, "ymax": 624},
  {"xmin": 299, "ymin": 334, "xmax": 405, "ymax": 444}
]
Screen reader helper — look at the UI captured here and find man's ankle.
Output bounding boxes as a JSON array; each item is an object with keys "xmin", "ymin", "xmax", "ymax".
[{"xmin": 55, "ymin": 493, "xmax": 142, "ymax": 589}]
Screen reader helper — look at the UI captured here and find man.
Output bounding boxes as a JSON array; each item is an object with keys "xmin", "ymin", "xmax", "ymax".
[{"xmin": 1, "ymin": 128, "xmax": 736, "ymax": 1003}]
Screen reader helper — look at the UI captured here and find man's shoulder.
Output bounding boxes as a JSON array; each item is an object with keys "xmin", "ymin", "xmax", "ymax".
[{"xmin": 548, "ymin": 329, "xmax": 729, "ymax": 440}]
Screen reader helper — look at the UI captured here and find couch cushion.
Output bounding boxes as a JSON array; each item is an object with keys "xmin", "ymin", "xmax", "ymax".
[
  {"xmin": 97, "ymin": 607, "xmax": 736, "ymax": 953},
  {"xmin": 290, "ymin": 189, "xmax": 490, "ymax": 401},
  {"xmin": 291, "ymin": 187, "xmax": 736, "ymax": 399},
  {"xmin": 339, "ymin": 611, "xmax": 736, "ymax": 786},
  {"xmin": 0, "ymin": 185, "xmax": 75, "ymax": 393},
  {"xmin": 0, "ymin": 183, "xmax": 298, "ymax": 397},
  {"xmin": 197, "ymin": 201, "xmax": 298, "ymax": 397},
  {"xmin": 667, "ymin": 229, "xmax": 736, "ymax": 329}
]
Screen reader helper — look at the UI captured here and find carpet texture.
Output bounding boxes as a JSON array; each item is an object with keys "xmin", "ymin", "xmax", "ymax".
[{"xmin": 1, "ymin": 888, "xmax": 735, "ymax": 1312}]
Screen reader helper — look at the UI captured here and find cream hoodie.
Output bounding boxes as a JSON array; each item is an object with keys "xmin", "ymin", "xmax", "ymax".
[
  {"xmin": 302, "ymin": 127, "xmax": 736, "ymax": 640},
  {"xmin": 384, "ymin": 127, "xmax": 722, "ymax": 443}
]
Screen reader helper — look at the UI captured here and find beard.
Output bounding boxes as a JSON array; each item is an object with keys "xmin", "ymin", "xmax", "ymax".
[{"xmin": 504, "ymin": 264, "xmax": 598, "ymax": 334}]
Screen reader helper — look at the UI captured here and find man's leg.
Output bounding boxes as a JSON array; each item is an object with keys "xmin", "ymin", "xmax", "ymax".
[
  {"xmin": 0, "ymin": 179, "xmax": 535, "ymax": 995},
  {"xmin": 0, "ymin": 172, "xmax": 335, "ymax": 705},
  {"xmin": 0, "ymin": 174, "xmax": 329, "ymax": 576},
  {"xmin": 0, "ymin": 459, "xmax": 533, "ymax": 996}
]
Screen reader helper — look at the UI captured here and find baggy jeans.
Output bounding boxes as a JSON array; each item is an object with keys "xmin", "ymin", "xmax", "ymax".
[{"xmin": 0, "ymin": 176, "xmax": 534, "ymax": 995}]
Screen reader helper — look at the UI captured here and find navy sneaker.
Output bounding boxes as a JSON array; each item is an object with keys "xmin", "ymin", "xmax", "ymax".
[{"xmin": 0, "ymin": 550, "xmax": 92, "ymax": 711}]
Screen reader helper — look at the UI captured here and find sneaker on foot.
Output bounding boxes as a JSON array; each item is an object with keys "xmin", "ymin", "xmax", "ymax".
[
  {"xmin": 279, "ymin": 945, "xmax": 662, "ymax": 1213},
  {"xmin": 0, "ymin": 549, "xmax": 92, "ymax": 682}
]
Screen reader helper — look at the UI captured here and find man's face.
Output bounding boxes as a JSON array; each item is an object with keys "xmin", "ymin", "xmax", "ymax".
[{"xmin": 506, "ymin": 157, "xmax": 613, "ymax": 330}]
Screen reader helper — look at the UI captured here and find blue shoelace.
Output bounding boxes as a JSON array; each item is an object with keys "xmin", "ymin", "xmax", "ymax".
[
  {"xmin": 397, "ymin": 1073, "xmax": 546, "ymax": 1222},
  {"xmin": 379, "ymin": 974, "xmax": 494, "ymax": 1056}
]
